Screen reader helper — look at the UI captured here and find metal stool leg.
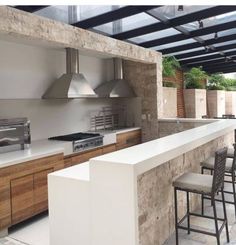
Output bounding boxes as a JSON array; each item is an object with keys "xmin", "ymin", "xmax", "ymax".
[
  {"xmin": 201, "ymin": 167, "xmax": 205, "ymax": 215},
  {"xmin": 212, "ymin": 197, "xmax": 220, "ymax": 245},
  {"xmin": 232, "ymin": 171, "xmax": 236, "ymax": 217},
  {"xmin": 221, "ymin": 188, "xmax": 230, "ymax": 243},
  {"xmin": 187, "ymin": 191, "xmax": 190, "ymax": 234},
  {"xmin": 174, "ymin": 188, "xmax": 179, "ymax": 245}
]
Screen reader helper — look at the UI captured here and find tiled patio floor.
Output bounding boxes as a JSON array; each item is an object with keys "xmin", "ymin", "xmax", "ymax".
[{"xmin": 165, "ymin": 184, "xmax": 236, "ymax": 245}]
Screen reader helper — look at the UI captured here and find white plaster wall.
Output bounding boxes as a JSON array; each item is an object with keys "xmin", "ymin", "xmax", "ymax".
[{"xmin": 0, "ymin": 40, "xmax": 140, "ymax": 140}]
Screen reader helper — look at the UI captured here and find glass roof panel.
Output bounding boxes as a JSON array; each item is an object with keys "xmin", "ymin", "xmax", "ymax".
[
  {"xmin": 167, "ymin": 47, "xmax": 205, "ymax": 57},
  {"xmin": 200, "ymin": 29, "xmax": 236, "ymax": 41},
  {"xmin": 153, "ymin": 39, "xmax": 196, "ymax": 51},
  {"xmin": 181, "ymin": 10, "xmax": 236, "ymax": 32},
  {"xmin": 93, "ymin": 12, "xmax": 158, "ymax": 35},
  {"xmin": 213, "ymin": 40, "xmax": 236, "ymax": 47},
  {"xmin": 35, "ymin": 6, "xmax": 69, "ymax": 24},
  {"xmin": 178, "ymin": 52, "xmax": 220, "ymax": 61},
  {"xmin": 35, "ymin": 5, "xmax": 123, "ymax": 24},
  {"xmin": 150, "ymin": 5, "xmax": 213, "ymax": 19},
  {"xmin": 128, "ymin": 28, "xmax": 180, "ymax": 44}
]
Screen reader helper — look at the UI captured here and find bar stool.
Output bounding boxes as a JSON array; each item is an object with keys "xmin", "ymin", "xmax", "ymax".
[
  {"xmin": 201, "ymin": 144, "xmax": 236, "ymax": 216},
  {"xmin": 173, "ymin": 148, "xmax": 229, "ymax": 245},
  {"xmin": 227, "ymin": 129, "xmax": 236, "ymax": 159}
]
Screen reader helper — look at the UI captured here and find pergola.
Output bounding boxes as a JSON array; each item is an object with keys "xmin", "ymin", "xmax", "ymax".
[{"xmin": 12, "ymin": 5, "xmax": 236, "ymax": 74}]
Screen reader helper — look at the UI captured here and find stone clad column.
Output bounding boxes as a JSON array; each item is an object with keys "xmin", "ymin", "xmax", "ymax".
[{"xmin": 123, "ymin": 58, "xmax": 163, "ymax": 142}]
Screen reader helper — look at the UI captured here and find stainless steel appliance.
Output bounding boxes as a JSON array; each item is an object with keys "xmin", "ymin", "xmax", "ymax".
[
  {"xmin": 42, "ymin": 48, "xmax": 97, "ymax": 99},
  {"xmin": 94, "ymin": 58, "xmax": 136, "ymax": 98},
  {"xmin": 0, "ymin": 118, "xmax": 31, "ymax": 150},
  {"xmin": 49, "ymin": 132, "xmax": 103, "ymax": 152}
]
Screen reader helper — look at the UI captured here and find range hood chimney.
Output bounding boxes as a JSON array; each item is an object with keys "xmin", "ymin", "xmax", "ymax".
[
  {"xmin": 42, "ymin": 48, "xmax": 97, "ymax": 99},
  {"xmin": 94, "ymin": 58, "xmax": 136, "ymax": 98}
]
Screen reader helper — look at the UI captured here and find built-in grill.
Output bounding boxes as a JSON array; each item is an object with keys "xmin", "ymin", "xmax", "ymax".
[{"xmin": 49, "ymin": 132, "xmax": 103, "ymax": 152}]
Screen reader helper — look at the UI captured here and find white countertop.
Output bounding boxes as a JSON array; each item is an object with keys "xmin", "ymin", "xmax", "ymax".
[
  {"xmin": 91, "ymin": 120, "xmax": 236, "ymax": 175},
  {"xmin": 158, "ymin": 118, "xmax": 217, "ymax": 123},
  {"xmin": 0, "ymin": 140, "xmax": 71, "ymax": 169},
  {"xmin": 0, "ymin": 127, "xmax": 140, "ymax": 168}
]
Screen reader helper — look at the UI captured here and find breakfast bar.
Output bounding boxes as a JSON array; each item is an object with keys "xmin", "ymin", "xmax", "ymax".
[{"xmin": 48, "ymin": 119, "xmax": 236, "ymax": 245}]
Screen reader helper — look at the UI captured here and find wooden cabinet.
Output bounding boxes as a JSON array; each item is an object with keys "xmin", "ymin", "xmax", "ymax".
[
  {"xmin": 102, "ymin": 144, "xmax": 116, "ymax": 154},
  {"xmin": 34, "ymin": 168, "xmax": 53, "ymax": 215},
  {"xmin": 11, "ymin": 175, "xmax": 34, "ymax": 225},
  {"xmin": 71, "ymin": 148, "xmax": 103, "ymax": 165},
  {"xmin": 116, "ymin": 129, "xmax": 141, "ymax": 150},
  {"xmin": 0, "ymin": 153, "xmax": 64, "ymax": 229}
]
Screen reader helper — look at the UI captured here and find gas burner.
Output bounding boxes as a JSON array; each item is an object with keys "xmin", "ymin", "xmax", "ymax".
[{"xmin": 49, "ymin": 132, "xmax": 103, "ymax": 152}]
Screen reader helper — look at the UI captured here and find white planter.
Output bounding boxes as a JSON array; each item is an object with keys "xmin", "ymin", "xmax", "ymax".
[
  {"xmin": 225, "ymin": 91, "xmax": 236, "ymax": 115},
  {"xmin": 162, "ymin": 87, "xmax": 177, "ymax": 118},
  {"xmin": 184, "ymin": 89, "xmax": 206, "ymax": 118},
  {"xmin": 207, "ymin": 90, "xmax": 225, "ymax": 118}
]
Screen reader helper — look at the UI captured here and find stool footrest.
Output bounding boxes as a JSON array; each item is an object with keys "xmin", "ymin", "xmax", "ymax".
[{"xmin": 203, "ymin": 196, "xmax": 235, "ymax": 205}]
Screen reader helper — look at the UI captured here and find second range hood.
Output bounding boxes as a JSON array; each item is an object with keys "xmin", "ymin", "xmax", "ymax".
[
  {"xmin": 42, "ymin": 48, "xmax": 97, "ymax": 99},
  {"xmin": 95, "ymin": 58, "xmax": 136, "ymax": 98}
]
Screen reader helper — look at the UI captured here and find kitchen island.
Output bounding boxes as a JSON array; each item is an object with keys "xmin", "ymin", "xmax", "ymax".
[{"xmin": 48, "ymin": 119, "xmax": 236, "ymax": 245}]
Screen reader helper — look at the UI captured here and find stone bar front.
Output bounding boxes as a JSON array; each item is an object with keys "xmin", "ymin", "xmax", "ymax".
[{"xmin": 48, "ymin": 119, "xmax": 236, "ymax": 245}]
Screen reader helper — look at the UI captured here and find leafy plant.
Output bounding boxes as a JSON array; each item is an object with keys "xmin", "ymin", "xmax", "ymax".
[
  {"xmin": 184, "ymin": 67, "xmax": 208, "ymax": 89},
  {"xmin": 207, "ymin": 73, "xmax": 225, "ymax": 90},
  {"xmin": 163, "ymin": 81, "xmax": 177, "ymax": 88},
  {"xmin": 162, "ymin": 56, "xmax": 180, "ymax": 78}
]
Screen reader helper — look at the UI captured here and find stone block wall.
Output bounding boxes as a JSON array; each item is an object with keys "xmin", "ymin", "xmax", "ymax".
[
  {"xmin": 225, "ymin": 91, "xmax": 236, "ymax": 115},
  {"xmin": 158, "ymin": 120, "xmax": 211, "ymax": 138},
  {"xmin": 137, "ymin": 131, "xmax": 234, "ymax": 245},
  {"xmin": 123, "ymin": 60, "xmax": 162, "ymax": 142},
  {"xmin": 162, "ymin": 87, "xmax": 177, "ymax": 118},
  {"xmin": 184, "ymin": 89, "xmax": 206, "ymax": 118},
  {"xmin": 207, "ymin": 90, "xmax": 225, "ymax": 118}
]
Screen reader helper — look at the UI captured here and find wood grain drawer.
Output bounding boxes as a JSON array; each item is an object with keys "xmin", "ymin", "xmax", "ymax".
[
  {"xmin": 71, "ymin": 148, "xmax": 103, "ymax": 164},
  {"xmin": 116, "ymin": 129, "xmax": 141, "ymax": 150}
]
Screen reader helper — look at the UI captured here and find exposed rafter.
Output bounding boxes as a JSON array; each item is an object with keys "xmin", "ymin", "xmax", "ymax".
[
  {"xmin": 203, "ymin": 61, "xmax": 236, "ymax": 70},
  {"xmin": 139, "ymin": 20, "xmax": 236, "ymax": 48},
  {"xmin": 186, "ymin": 56, "xmax": 236, "ymax": 68},
  {"xmin": 176, "ymin": 43, "xmax": 236, "ymax": 60},
  {"xmin": 112, "ymin": 6, "xmax": 236, "ymax": 40},
  {"xmin": 206, "ymin": 65, "xmax": 236, "ymax": 74},
  {"xmin": 180, "ymin": 50, "xmax": 236, "ymax": 65},
  {"xmin": 160, "ymin": 33, "xmax": 236, "ymax": 55},
  {"xmin": 73, "ymin": 5, "xmax": 160, "ymax": 29},
  {"xmin": 13, "ymin": 6, "xmax": 49, "ymax": 13}
]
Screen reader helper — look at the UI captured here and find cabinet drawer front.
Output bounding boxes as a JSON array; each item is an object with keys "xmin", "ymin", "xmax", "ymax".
[
  {"xmin": 71, "ymin": 148, "xmax": 103, "ymax": 165},
  {"xmin": 116, "ymin": 129, "xmax": 141, "ymax": 150},
  {"xmin": 0, "ymin": 183, "xmax": 11, "ymax": 229},
  {"xmin": 102, "ymin": 144, "xmax": 116, "ymax": 154},
  {"xmin": 64, "ymin": 158, "xmax": 72, "ymax": 168},
  {"xmin": 34, "ymin": 168, "xmax": 54, "ymax": 215},
  {"xmin": 11, "ymin": 175, "xmax": 34, "ymax": 225}
]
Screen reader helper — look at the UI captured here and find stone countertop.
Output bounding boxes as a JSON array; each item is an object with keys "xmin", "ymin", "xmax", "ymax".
[
  {"xmin": 0, "ymin": 127, "xmax": 140, "ymax": 169},
  {"xmin": 91, "ymin": 119, "xmax": 236, "ymax": 175}
]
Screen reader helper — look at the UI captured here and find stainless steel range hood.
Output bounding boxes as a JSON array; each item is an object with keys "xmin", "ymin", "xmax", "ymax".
[
  {"xmin": 94, "ymin": 58, "xmax": 136, "ymax": 98},
  {"xmin": 42, "ymin": 48, "xmax": 97, "ymax": 99}
]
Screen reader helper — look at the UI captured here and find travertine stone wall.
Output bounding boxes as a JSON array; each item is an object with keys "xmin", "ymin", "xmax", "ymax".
[
  {"xmin": 123, "ymin": 60, "xmax": 163, "ymax": 142},
  {"xmin": 207, "ymin": 90, "xmax": 226, "ymax": 118},
  {"xmin": 0, "ymin": 6, "xmax": 160, "ymax": 64},
  {"xmin": 137, "ymin": 132, "xmax": 234, "ymax": 245},
  {"xmin": 184, "ymin": 89, "xmax": 206, "ymax": 118},
  {"xmin": 158, "ymin": 120, "xmax": 211, "ymax": 138},
  {"xmin": 162, "ymin": 87, "xmax": 177, "ymax": 118}
]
